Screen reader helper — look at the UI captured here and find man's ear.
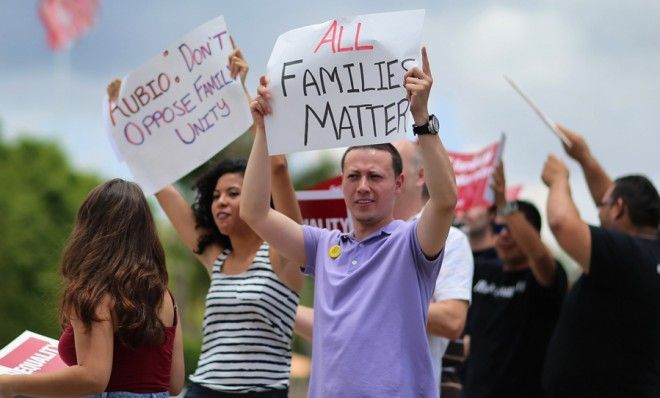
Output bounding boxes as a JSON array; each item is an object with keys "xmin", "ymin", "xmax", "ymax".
[
  {"xmin": 395, "ymin": 173, "xmax": 404, "ymax": 193},
  {"xmin": 416, "ymin": 167, "xmax": 425, "ymax": 188},
  {"xmin": 613, "ymin": 197, "xmax": 626, "ymax": 221}
]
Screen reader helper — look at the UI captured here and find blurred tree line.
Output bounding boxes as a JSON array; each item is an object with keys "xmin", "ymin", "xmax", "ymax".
[{"xmin": 0, "ymin": 127, "xmax": 336, "ymax": 381}]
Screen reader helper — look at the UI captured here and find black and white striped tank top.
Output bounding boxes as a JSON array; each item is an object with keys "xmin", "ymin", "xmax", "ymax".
[{"xmin": 189, "ymin": 242, "xmax": 299, "ymax": 392}]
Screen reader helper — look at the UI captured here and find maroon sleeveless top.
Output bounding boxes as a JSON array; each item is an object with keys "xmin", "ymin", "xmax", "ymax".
[{"xmin": 58, "ymin": 295, "xmax": 177, "ymax": 393}]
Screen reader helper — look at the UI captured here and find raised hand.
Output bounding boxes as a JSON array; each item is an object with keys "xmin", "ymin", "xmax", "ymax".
[
  {"xmin": 107, "ymin": 79, "xmax": 121, "ymax": 102},
  {"xmin": 403, "ymin": 46, "xmax": 432, "ymax": 125},
  {"xmin": 491, "ymin": 161, "xmax": 507, "ymax": 209},
  {"xmin": 250, "ymin": 75, "xmax": 272, "ymax": 129},
  {"xmin": 557, "ymin": 125, "xmax": 590, "ymax": 163},
  {"xmin": 542, "ymin": 155, "xmax": 570, "ymax": 187},
  {"xmin": 228, "ymin": 36, "xmax": 249, "ymax": 86}
]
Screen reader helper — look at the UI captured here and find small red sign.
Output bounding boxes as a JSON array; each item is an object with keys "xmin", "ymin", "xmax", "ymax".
[{"xmin": 0, "ymin": 331, "xmax": 67, "ymax": 375}]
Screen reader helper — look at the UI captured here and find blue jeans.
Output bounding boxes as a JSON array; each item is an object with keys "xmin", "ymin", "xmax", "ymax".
[{"xmin": 88, "ymin": 392, "xmax": 169, "ymax": 398}]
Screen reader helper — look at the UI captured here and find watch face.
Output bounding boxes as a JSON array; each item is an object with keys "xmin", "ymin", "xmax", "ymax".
[{"xmin": 430, "ymin": 115, "xmax": 439, "ymax": 133}]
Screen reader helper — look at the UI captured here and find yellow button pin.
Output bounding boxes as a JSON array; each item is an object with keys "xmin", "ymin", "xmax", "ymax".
[{"xmin": 328, "ymin": 245, "xmax": 342, "ymax": 259}]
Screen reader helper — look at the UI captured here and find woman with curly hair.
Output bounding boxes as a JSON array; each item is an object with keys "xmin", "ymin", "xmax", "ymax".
[
  {"xmin": 154, "ymin": 46, "xmax": 303, "ymax": 397},
  {"xmin": 0, "ymin": 179, "xmax": 184, "ymax": 397}
]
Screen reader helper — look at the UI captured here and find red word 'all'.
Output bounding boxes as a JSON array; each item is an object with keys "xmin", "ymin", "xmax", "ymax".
[{"xmin": 314, "ymin": 20, "xmax": 374, "ymax": 54}]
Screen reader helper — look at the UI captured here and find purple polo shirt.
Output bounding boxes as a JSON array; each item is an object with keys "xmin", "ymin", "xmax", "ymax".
[{"xmin": 303, "ymin": 219, "xmax": 444, "ymax": 397}]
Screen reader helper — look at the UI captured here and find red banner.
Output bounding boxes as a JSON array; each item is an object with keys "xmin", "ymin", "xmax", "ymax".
[
  {"xmin": 448, "ymin": 136, "xmax": 505, "ymax": 213},
  {"xmin": 39, "ymin": 0, "xmax": 99, "ymax": 51}
]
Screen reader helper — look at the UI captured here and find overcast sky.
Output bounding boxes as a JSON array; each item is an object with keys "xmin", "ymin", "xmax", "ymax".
[{"xmin": 1, "ymin": 0, "xmax": 659, "ymax": 231}]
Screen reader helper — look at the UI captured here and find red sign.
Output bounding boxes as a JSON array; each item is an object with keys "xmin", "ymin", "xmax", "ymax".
[
  {"xmin": 0, "ymin": 331, "xmax": 67, "ymax": 375},
  {"xmin": 448, "ymin": 136, "xmax": 505, "ymax": 213},
  {"xmin": 297, "ymin": 176, "xmax": 352, "ymax": 233}
]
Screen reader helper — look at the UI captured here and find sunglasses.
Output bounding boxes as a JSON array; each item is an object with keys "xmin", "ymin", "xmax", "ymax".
[{"xmin": 491, "ymin": 223, "xmax": 508, "ymax": 234}]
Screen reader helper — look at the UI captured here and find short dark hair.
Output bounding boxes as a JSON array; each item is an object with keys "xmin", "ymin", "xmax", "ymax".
[
  {"xmin": 340, "ymin": 143, "xmax": 403, "ymax": 177},
  {"xmin": 516, "ymin": 200, "xmax": 542, "ymax": 232},
  {"xmin": 192, "ymin": 158, "xmax": 247, "ymax": 253},
  {"xmin": 611, "ymin": 175, "xmax": 660, "ymax": 229}
]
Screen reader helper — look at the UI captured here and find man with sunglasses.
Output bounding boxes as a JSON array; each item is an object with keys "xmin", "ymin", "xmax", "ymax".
[
  {"xmin": 463, "ymin": 162, "xmax": 567, "ymax": 398},
  {"xmin": 541, "ymin": 126, "xmax": 660, "ymax": 397}
]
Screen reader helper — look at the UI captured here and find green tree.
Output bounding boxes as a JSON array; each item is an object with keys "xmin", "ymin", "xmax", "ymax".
[{"xmin": 0, "ymin": 135, "xmax": 100, "ymax": 344}]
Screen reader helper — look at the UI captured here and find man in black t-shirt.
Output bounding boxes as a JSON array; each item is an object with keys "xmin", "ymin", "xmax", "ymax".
[
  {"xmin": 464, "ymin": 163, "xmax": 567, "ymax": 398},
  {"xmin": 541, "ymin": 125, "xmax": 660, "ymax": 398}
]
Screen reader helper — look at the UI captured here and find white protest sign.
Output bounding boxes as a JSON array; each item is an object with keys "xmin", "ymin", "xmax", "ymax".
[
  {"xmin": 265, "ymin": 9, "xmax": 425, "ymax": 155},
  {"xmin": 105, "ymin": 16, "xmax": 253, "ymax": 195}
]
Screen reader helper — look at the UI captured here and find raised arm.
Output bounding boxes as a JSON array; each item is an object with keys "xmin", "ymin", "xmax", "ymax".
[
  {"xmin": 155, "ymin": 186, "xmax": 219, "ymax": 273},
  {"xmin": 406, "ymin": 47, "xmax": 458, "ymax": 257},
  {"xmin": 240, "ymin": 75, "xmax": 307, "ymax": 265},
  {"xmin": 0, "ymin": 297, "xmax": 114, "ymax": 397},
  {"xmin": 493, "ymin": 162, "xmax": 556, "ymax": 286},
  {"xmin": 542, "ymin": 155, "xmax": 592, "ymax": 272},
  {"xmin": 557, "ymin": 125, "xmax": 613, "ymax": 206},
  {"xmin": 228, "ymin": 39, "xmax": 302, "ymax": 227},
  {"xmin": 268, "ymin": 135, "xmax": 305, "ymax": 292}
]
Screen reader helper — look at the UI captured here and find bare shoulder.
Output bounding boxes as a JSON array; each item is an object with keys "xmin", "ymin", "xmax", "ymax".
[{"xmin": 159, "ymin": 289, "xmax": 177, "ymax": 328}]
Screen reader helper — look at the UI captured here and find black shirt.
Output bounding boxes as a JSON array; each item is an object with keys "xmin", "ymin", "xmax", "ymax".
[
  {"xmin": 473, "ymin": 247, "xmax": 500, "ymax": 265},
  {"xmin": 465, "ymin": 261, "xmax": 567, "ymax": 398},
  {"xmin": 542, "ymin": 226, "xmax": 660, "ymax": 398}
]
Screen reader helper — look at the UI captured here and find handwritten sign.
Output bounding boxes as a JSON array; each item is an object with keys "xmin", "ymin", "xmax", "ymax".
[
  {"xmin": 105, "ymin": 16, "xmax": 252, "ymax": 195},
  {"xmin": 265, "ymin": 10, "xmax": 425, "ymax": 155},
  {"xmin": 449, "ymin": 135, "xmax": 505, "ymax": 213},
  {"xmin": 0, "ymin": 331, "xmax": 67, "ymax": 375}
]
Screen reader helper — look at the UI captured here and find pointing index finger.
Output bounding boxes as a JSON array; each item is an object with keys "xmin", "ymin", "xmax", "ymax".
[{"xmin": 421, "ymin": 46, "xmax": 431, "ymax": 77}]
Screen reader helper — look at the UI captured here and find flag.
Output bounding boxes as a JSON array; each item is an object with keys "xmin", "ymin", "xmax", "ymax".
[
  {"xmin": 39, "ymin": 0, "xmax": 99, "ymax": 51},
  {"xmin": 448, "ymin": 135, "xmax": 505, "ymax": 213}
]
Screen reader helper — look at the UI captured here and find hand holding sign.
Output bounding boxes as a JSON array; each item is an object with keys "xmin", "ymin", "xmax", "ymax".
[
  {"xmin": 490, "ymin": 161, "xmax": 507, "ymax": 209},
  {"xmin": 404, "ymin": 46, "xmax": 432, "ymax": 125},
  {"xmin": 228, "ymin": 36, "xmax": 249, "ymax": 85},
  {"xmin": 555, "ymin": 124, "xmax": 591, "ymax": 163},
  {"xmin": 251, "ymin": 75, "xmax": 273, "ymax": 129}
]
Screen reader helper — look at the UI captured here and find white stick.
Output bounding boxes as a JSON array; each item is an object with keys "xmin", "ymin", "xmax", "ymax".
[{"xmin": 504, "ymin": 75, "xmax": 572, "ymax": 147}]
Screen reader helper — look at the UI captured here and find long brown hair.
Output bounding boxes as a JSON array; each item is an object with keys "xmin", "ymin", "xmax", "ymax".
[{"xmin": 60, "ymin": 179, "xmax": 168, "ymax": 348}]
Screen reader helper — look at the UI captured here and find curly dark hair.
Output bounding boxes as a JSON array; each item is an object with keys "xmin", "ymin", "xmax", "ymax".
[
  {"xmin": 60, "ymin": 179, "xmax": 168, "ymax": 348},
  {"xmin": 192, "ymin": 158, "xmax": 247, "ymax": 253}
]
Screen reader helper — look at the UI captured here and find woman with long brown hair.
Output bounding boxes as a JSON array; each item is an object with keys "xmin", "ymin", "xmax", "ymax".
[{"xmin": 0, "ymin": 179, "xmax": 184, "ymax": 397}]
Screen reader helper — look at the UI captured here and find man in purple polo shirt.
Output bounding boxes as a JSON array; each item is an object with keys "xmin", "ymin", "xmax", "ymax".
[{"xmin": 241, "ymin": 47, "xmax": 457, "ymax": 397}]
